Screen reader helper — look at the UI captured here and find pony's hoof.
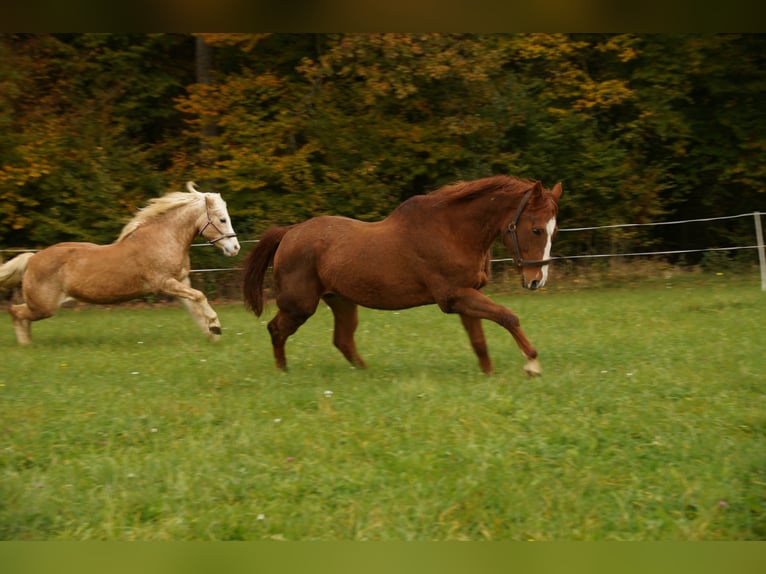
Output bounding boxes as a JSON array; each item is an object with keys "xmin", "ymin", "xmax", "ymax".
[{"xmin": 524, "ymin": 358, "xmax": 542, "ymax": 377}]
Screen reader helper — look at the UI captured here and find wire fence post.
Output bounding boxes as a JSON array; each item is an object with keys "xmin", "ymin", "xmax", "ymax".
[{"xmin": 755, "ymin": 211, "xmax": 766, "ymax": 292}]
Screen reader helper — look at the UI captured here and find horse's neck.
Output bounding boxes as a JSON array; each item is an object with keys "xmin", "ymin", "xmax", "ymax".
[
  {"xmin": 452, "ymin": 191, "xmax": 521, "ymax": 252},
  {"xmin": 126, "ymin": 204, "xmax": 202, "ymax": 259}
]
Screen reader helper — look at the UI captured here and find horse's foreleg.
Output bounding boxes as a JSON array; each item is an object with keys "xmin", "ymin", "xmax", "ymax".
[
  {"xmin": 441, "ymin": 288, "xmax": 541, "ymax": 376},
  {"xmin": 322, "ymin": 294, "xmax": 367, "ymax": 368},
  {"xmin": 179, "ymin": 297, "xmax": 214, "ymax": 336},
  {"xmin": 459, "ymin": 314, "xmax": 492, "ymax": 375},
  {"xmin": 161, "ymin": 278, "xmax": 221, "ymax": 340},
  {"xmin": 177, "ymin": 277, "xmax": 218, "ymax": 338}
]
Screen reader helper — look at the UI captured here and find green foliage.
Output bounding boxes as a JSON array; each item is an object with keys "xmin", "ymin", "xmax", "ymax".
[
  {"xmin": 1, "ymin": 277, "xmax": 764, "ymax": 539},
  {"xmin": 1, "ymin": 33, "xmax": 765, "ymax": 259},
  {"xmin": 0, "ymin": 34, "xmax": 192, "ymax": 247}
]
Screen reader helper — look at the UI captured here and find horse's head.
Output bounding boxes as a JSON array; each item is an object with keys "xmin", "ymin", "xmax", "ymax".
[
  {"xmin": 192, "ymin": 183, "xmax": 240, "ymax": 256},
  {"xmin": 502, "ymin": 180, "xmax": 562, "ymax": 291}
]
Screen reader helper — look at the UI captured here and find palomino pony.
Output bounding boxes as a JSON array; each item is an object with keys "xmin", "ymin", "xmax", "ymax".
[
  {"xmin": 242, "ymin": 175, "xmax": 562, "ymax": 376},
  {"xmin": 0, "ymin": 182, "xmax": 240, "ymax": 344}
]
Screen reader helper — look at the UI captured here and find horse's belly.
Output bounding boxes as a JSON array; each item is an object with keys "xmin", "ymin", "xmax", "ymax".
[
  {"xmin": 65, "ymin": 280, "xmax": 148, "ymax": 304},
  {"xmin": 61, "ymin": 265, "xmax": 152, "ymax": 304},
  {"xmin": 331, "ymin": 276, "xmax": 434, "ymax": 310}
]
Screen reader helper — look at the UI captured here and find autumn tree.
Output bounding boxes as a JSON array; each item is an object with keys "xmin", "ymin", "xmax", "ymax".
[
  {"xmin": 2, "ymin": 33, "xmax": 764, "ymax": 269},
  {"xmin": 0, "ymin": 33, "xmax": 193, "ymax": 247}
]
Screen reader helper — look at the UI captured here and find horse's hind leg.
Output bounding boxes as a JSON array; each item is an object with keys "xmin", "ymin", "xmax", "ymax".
[
  {"xmin": 267, "ymin": 307, "xmax": 314, "ymax": 370},
  {"xmin": 322, "ymin": 294, "xmax": 366, "ymax": 368},
  {"xmin": 9, "ymin": 302, "xmax": 54, "ymax": 345},
  {"xmin": 8, "ymin": 276, "xmax": 66, "ymax": 344},
  {"xmin": 459, "ymin": 314, "xmax": 492, "ymax": 375},
  {"xmin": 9, "ymin": 305, "xmax": 32, "ymax": 345}
]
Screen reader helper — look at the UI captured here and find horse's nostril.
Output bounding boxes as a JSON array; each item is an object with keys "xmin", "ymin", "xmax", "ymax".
[{"xmin": 529, "ymin": 279, "xmax": 540, "ymax": 290}]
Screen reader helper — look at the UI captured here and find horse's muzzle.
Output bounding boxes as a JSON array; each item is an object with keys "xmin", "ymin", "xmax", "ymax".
[
  {"xmin": 218, "ymin": 237, "xmax": 241, "ymax": 256},
  {"xmin": 522, "ymin": 272, "xmax": 547, "ymax": 291}
]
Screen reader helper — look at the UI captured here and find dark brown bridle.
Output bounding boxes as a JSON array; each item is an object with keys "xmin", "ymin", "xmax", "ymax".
[{"xmin": 505, "ymin": 187, "xmax": 556, "ymax": 269}]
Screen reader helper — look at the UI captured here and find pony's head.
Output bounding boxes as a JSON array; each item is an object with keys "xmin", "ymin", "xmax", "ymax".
[
  {"xmin": 188, "ymin": 182, "xmax": 240, "ymax": 257},
  {"xmin": 502, "ymin": 180, "xmax": 562, "ymax": 291}
]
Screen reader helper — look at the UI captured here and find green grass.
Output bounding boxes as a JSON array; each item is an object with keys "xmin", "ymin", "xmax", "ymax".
[{"xmin": 1, "ymin": 274, "xmax": 765, "ymax": 540}]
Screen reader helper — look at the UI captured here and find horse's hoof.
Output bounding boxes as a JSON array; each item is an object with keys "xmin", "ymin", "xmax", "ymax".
[{"xmin": 524, "ymin": 358, "xmax": 542, "ymax": 377}]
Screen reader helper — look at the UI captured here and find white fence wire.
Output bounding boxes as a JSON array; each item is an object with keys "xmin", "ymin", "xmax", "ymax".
[
  {"xmin": 495, "ymin": 212, "xmax": 764, "ymax": 264},
  {"xmin": 3, "ymin": 212, "xmax": 766, "ymax": 289}
]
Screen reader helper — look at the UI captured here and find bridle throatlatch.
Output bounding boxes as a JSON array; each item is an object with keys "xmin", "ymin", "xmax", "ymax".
[{"xmin": 505, "ymin": 187, "xmax": 556, "ymax": 269}]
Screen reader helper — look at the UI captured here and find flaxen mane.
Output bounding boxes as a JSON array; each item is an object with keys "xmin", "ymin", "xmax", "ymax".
[{"xmin": 116, "ymin": 190, "xmax": 203, "ymax": 242}]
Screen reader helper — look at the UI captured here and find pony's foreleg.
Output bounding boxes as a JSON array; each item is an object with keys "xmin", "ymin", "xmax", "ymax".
[
  {"xmin": 161, "ymin": 278, "xmax": 222, "ymax": 340},
  {"xmin": 322, "ymin": 294, "xmax": 367, "ymax": 368},
  {"xmin": 177, "ymin": 277, "xmax": 220, "ymax": 339},
  {"xmin": 179, "ymin": 297, "xmax": 214, "ymax": 336},
  {"xmin": 459, "ymin": 314, "xmax": 492, "ymax": 375},
  {"xmin": 441, "ymin": 288, "xmax": 541, "ymax": 376}
]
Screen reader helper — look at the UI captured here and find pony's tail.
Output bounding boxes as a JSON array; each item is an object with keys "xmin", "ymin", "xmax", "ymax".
[
  {"xmin": 242, "ymin": 226, "xmax": 292, "ymax": 317},
  {"xmin": 0, "ymin": 252, "xmax": 34, "ymax": 291}
]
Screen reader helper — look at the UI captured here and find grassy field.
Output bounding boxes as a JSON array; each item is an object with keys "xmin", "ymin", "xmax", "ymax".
[{"xmin": 0, "ymin": 274, "xmax": 764, "ymax": 540}]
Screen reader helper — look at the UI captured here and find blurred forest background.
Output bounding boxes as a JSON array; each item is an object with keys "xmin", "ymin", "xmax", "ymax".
[{"xmin": 1, "ymin": 33, "xmax": 765, "ymax": 293}]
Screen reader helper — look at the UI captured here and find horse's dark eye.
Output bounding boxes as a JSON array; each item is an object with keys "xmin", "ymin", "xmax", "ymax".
[
  {"xmin": 532, "ymin": 228, "xmax": 542, "ymax": 236},
  {"xmin": 219, "ymin": 218, "xmax": 227, "ymax": 224}
]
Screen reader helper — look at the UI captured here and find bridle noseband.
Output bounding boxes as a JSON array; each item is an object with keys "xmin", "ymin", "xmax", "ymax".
[{"xmin": 505, "ymin": 187, "xmax": 555, "ymax": 269}]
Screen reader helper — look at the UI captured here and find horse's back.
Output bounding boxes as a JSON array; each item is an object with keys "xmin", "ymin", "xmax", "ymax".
[
  {"xmin": 275, "ymin": 215, "xmax": 432, "ymax": 309},
  {"xmin": 280, "ymin": 215, "xmax": 397, "ymax": 268},
  {"xmin": 274, "ymin": 215, "xmax": 371, "ymax": 278},
  {"xmin": 27, "ymin": 242, "xmax": 99, "ymax": 269}
]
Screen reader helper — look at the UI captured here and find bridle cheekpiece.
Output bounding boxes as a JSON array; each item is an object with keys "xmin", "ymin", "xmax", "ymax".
[
  {"xmin": 505, "ymin": 187, "xmax": 555, "ymax": 269},
  {"xmin": 200, "ymin": 206, "xmax": 237, "ymax": 245}
]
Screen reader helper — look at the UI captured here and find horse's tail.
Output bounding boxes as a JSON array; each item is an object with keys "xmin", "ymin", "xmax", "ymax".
[
  {"xmin": 0, "ymin": 252, "xmax": 34, "ymax": 291},
  {"xmin": 242, "ymin": 226, "xmax": 291, "ymax": 317}
]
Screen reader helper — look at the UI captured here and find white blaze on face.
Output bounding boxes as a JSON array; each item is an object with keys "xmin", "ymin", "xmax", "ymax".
[{"xmin": 539, "ymin": 217, "xmax": 556, "ymax": 286}]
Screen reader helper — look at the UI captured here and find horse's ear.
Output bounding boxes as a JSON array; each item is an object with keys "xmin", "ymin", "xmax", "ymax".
[
  {"xmin": 551, "ymin": 182, "xmax": 563, "ymax": 201},
  {"xmin": 531, "ymin": 180, "xmax": 544, "ymax": 196}
]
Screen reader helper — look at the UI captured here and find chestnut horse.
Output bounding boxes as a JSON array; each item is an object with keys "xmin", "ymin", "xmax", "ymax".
[
  {"xmin": 0, "ymin": 182, "xmax": 240, "ymax": 344},
  {"xmin": 242, "ymin": 175, "xmax": 562, "ymax": 376}
]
